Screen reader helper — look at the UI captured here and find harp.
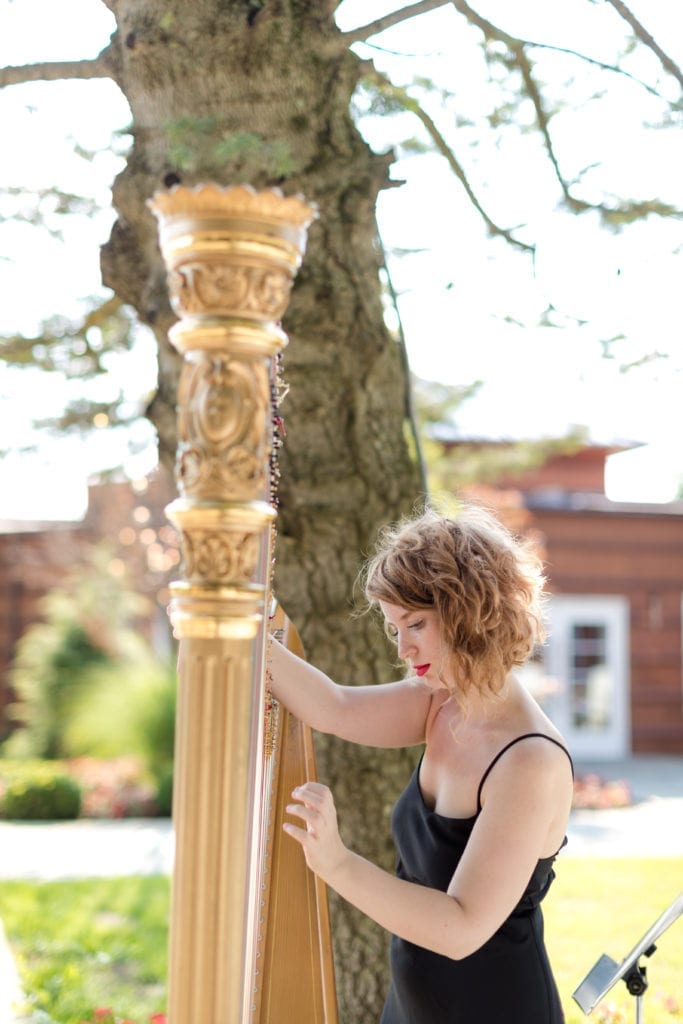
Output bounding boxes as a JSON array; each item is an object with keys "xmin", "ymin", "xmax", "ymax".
[
  {"xmin": 251, "ymin": 603, "xmax": 339, "ymax": 1022},
  {"xmin": 148, "ymin": 185, "xmax": 338, "ymax": 1024}
]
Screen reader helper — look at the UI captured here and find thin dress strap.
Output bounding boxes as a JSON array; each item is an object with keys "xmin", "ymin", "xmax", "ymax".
[{"xmin": 476, "ymin": 733, "xmax": 574, "ymax": 813}]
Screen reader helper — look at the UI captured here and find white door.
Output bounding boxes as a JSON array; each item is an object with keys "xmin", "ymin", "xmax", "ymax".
[{"xmin": 541, "ymin": 595, "xmax": 630, "ymax": 760}]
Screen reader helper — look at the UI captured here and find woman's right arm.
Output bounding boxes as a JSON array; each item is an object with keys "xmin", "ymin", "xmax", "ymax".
[{"xmin": 268, "ymin": 637, "xmax": 430, "ymax": 748}]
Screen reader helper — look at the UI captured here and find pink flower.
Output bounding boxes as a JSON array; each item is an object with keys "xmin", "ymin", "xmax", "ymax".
[{"xmin": 662, "ymin": 993, "xmax": 680, "ymax": 1015}]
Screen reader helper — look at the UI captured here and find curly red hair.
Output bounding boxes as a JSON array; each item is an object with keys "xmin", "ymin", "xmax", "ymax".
[{"xmin": 363, "ymin": 504, "xmax": 546, "ymax": 701}]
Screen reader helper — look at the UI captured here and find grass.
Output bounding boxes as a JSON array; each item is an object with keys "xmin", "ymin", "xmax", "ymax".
[
  {"xmin": 0, "ymin": 859, "xmax": 680, "ymax": 1023},
  {"xmin": 0, "ymin": 876, "xmax": 169, "ymax": 1024},
  {"xmin": 546, "ymin": 858, "xmax": 683, "ymax": 1023}
]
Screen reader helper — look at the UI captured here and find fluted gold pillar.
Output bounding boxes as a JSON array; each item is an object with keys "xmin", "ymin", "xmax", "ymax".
[{"xmin": 148, "ymin": 184, "xmax": 316, "ymax": 1024}]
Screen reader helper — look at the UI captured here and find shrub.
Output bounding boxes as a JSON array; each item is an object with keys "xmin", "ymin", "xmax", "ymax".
[
  {"xmin": 5, "ymin": 544, "xmax": 156, "ymax": 760},
  {"xmin": 0, "ymin": 766, "xmax": 82, "ymax": 820},
  {"xmin": 154, "ymin": 765, "xmax": 173, "ymax": 818},
  {"xmin": 57, "ymin": 657, "xmax": 177, "ymax": 768}
]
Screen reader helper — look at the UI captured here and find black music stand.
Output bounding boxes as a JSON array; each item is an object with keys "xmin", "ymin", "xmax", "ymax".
[{"xmin": 573, "ymin": 893, "xmax": 682, "ymax": 1023}]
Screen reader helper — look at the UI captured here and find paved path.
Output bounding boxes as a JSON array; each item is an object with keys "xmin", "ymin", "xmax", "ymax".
[
  {"xmin": 565, "ymin": 754, "xmax": 683, "ymax": 858},
  {"xmin": 0, "ymin": 756, "xmax": 680, "ymax": 880},
  {"xmin": 0, "ymin": 818, "xmax": 175, "ymax": 880},
  {"xmin": 0, "ymin": 798, "xmax": 680, "ymax": 881}
]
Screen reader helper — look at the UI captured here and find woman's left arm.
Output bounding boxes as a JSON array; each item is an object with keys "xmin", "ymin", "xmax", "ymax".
[{"xmin": 285, "ymin": 741, "xmax": 572, "ymax": 961}]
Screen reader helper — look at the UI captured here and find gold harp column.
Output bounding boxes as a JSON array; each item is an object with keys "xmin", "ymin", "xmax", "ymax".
[{"xmin": 148, "ymin": 184, "xmax": 316, "ymax": 1024}]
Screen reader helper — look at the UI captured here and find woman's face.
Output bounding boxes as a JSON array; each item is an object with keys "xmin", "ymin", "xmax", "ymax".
[{"xmin": 379, "ymin": 600, "xmax": 450, "ymax": 690}]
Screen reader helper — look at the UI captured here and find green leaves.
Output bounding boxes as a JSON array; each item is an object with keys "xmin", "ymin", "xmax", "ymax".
[{"xmin": 164, "ymin": 119, "xmax": 295, "ymax": 177}]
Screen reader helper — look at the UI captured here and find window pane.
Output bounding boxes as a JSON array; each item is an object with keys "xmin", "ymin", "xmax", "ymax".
[{"xmin": 569, "ymin": 622, "xmax": 611, "ymax": 729}]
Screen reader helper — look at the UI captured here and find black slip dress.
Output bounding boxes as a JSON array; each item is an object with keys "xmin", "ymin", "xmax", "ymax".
[{"xmin": 380, "ymin": 733, "xmax": 573, "ymax": 1024}]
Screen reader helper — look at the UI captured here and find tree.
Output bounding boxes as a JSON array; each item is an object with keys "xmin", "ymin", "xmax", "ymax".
[{"xmin": 2, "ymin": 2, "xmax": 682, "ymax": 1018}]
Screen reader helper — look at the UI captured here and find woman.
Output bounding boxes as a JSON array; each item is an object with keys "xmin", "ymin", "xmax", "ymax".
[{"xmin": 268, "ymin": 504, "xmax": 574, "ymax": 1023}]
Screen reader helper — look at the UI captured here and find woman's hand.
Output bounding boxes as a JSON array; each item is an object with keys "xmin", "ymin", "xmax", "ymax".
[{"xmin": 284, "ymin": 781, "xmax": 349, "ymax": 885}]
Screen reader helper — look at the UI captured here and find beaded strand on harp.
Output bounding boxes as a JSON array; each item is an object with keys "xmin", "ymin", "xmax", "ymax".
[{"xmin": 264, "ymin": 349, "xmax": 288, "ymax": 758}]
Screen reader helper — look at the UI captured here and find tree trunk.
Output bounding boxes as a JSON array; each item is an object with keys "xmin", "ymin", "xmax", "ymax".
[{"xmin": 100, "ymin": 2, "xmax": 423, "ymax": 1018}]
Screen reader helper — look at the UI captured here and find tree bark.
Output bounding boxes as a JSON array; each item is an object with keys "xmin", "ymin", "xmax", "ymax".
[{"xmin": 99, "ymin": 2, "xmax": 423, "ymax": 1019}]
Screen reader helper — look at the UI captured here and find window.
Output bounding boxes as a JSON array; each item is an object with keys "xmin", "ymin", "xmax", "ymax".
[{"xmin": 542, "ymin": 596, "xmax": 630, "ymax": 759}]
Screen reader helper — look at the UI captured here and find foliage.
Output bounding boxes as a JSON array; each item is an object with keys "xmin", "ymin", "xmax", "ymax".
[
  {"xmin": 56, "ymin": 650, "xmax": 177, "ymax": 813},
  {"xmin": 153, "ymin": 766, "xmax": 173, "ymax": 819},
  {"xmin": 411, "ymin": 374, "xmax": 591, "ymax": 491},
  {"xmin": 2, "ymin": 538, "xmax": 177, "ymax": 814},
  {"xmin": 164, "ymin": 118, "xmax": 294, "ymax": 177},
  {"xmin": 5, "ymin": 545, "xmax": 159, "ymax": 761},
  {"xmin": 0, "ymin": 762, "xmax": 82, "ymax": 820},
  {"xmin": 7, "ymin": 619, "xmax": 109, "ymax": 760},
  {"xmin": 0, "ymin": 758, "xmax": 163, "ymax": 819},
  {"xmin": 0, "ymin": 860, "xmax": 681, "ymax": 1024},
  {"xmin": 0, "ymin": 876, "xmax": 169, "ymax": 1024},
  {"xmin": 0, "ymin": 298, "xmax": 149, "ymax": 449},
  {"xmin": 60, "ymin": 658, "xmax": 176, "ymax": 767}
]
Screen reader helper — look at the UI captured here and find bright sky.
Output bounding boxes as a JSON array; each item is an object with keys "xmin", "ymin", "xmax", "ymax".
[{"xmin": 0, "ymin": 0, "xmax": 682, "ymax": 518}]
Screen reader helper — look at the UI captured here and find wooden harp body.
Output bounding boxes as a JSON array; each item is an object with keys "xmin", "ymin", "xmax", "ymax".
[{"xmin": 251, "ymin": 606, "xmax": 339, "ymax": 1023}]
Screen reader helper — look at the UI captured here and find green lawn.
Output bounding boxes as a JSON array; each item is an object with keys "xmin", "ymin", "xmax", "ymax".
[
  {"xmin": 0, "ymin": 859, "xmax": 680, "ymax": 1024},
  {"xmin": 0, "ymin": 876, "xmax": 169, "ymax": 1024},
  {"xmin": 546, "ymin": 858, "xmax": 682, "ymax": 1024}
]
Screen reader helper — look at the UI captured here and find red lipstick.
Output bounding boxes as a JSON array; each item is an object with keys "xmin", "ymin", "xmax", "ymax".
[{"xmin": 415, "ymin": 664, "xmax": 430, "ymax": 677}]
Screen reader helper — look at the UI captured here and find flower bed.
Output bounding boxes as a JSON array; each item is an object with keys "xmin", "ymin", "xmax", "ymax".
[
  {"xmin": 67, "ymin": 756, "xmax": 159, "ymax": 818},
  {"xmin": 82, "ymin": 1010, "xmax": 167, "ymax": 1024},
  {"xmin": 572, "ymin": 773, "xmax": 632, "ymax": 810}
]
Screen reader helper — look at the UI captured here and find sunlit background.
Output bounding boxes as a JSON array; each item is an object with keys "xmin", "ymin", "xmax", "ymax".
[{"xmin": 1, "ymin": 0, "xmax": 682, "ymax": 518}]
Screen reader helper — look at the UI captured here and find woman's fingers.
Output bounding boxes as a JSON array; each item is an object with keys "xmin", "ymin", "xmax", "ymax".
[
  {"xmin": 293, "ymin": 781, "xmax": 328, "ymax": 803},
  {"xmin": 282, "ymin": 782, "xmax": 347, "ymax": 882},
  {"xmin": 282, "ymin": 821, "xmax": 309, "ymax": 843},
  {"xmin": 285, "ymin": 801, "xmax": 319, "ymax": 832}
]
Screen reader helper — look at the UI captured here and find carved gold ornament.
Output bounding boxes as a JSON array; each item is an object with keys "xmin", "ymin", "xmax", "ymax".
[
  {"xmin": 176, "ymin": 353, "xmax": 269, "ymax": 502},
  {"xmin": 147, "ymin": 183, "xmax": 316, "ymax": 637}
]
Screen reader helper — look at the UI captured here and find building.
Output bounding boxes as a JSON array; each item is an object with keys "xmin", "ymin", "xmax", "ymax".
[{"xmin": 458, "ymin": 442, "xmax": 683, "ymax": 758}]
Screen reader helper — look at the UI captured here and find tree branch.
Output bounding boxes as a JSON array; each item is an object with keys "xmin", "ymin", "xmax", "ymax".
[
  {"xmin": 0, "ymin": 52, "xmax": 115, "ymax": 89},
  {"xmin": 450, "ymin": 0, "xmax": 682, "ymax": 223},
  {"xmin": 369, "ymin": 70, "xmax": 534, "ymax": 254},
  {"xmin": 342, "ymin": 0, "xmax": 451, "ymax": 45},
  {"xmin": 604, "ymin": 0, "xmax": 683, "ymax": 90},
  {"xmin": 450, "ymin": 0, "xmax": 668, "ymax": 100},
  {"xmin": 410, "ymin": 102, "xmax": 534, "ymax": 252},
  {"xmin": 512, "ymin": 43, "xmax": 589, "ymax": 214}
]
